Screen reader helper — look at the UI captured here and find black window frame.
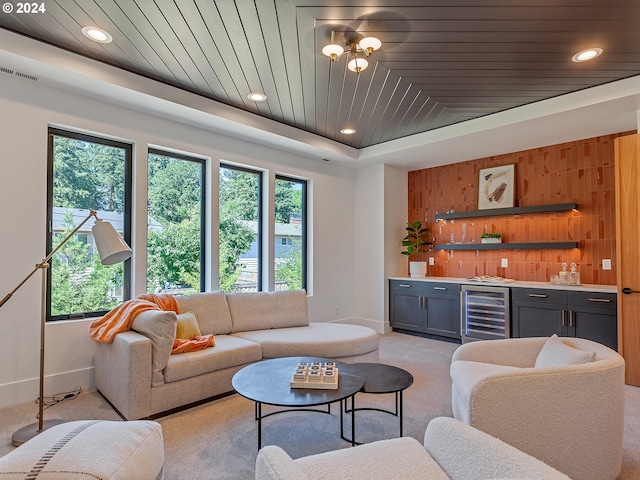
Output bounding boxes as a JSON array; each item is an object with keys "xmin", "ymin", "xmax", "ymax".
[
  {"xmin": 219, "ymin": 163, "xmax": 263, "ymax": 292},
  {"xmin": 275, "ymin": 174, "xmax": 308, "ymax": 291},
  {"xmin": 46, "ymin": 127, "xmax": 132, "ymax": 321},
  {"xmin": 148, "ymin": 148, "xmax": 207, "ymax": 293}
]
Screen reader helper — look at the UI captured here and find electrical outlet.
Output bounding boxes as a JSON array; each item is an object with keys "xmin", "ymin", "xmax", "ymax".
[
  {"xmin": 428, "ymin": 257, "xmax": 435, "ymax": 265},
  {"xmin": 501, "ymin": 258, "xmax": 508, "ymax": 268},
  {"xmin": 602, "ymin": 259, "xmax": 612, "ymax": 270}
]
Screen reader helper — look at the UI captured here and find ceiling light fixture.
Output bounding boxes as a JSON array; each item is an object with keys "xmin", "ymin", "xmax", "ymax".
[
  {"xmin": 247, "ymin": 92, "xmax": 267, "ymax": 102},
  {"xmin": 340, "ymin": 128, "xmax": 356, "ymax": 135},
  {"xmin": 81, "ymin": 26, "xmax": 113, "ymax": 44},
  {"xmin": 322, "ymin": 32, "xmax": 382, "ymax": 74},
  {"xmin": 572, "ymin": 48, "xmax": 603, "ymax": 63}
]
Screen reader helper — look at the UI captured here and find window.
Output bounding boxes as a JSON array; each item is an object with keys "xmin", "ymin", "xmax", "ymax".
[
  {"xmin": 274, "ymin": 176, "xmax": 307, "ymax": 291},
  {"xmin": 219, "ymin": 164, "xmax": 262, "ymax": 292},
  {"xmin": 47, "ymin": 128, "xmax": 132, "ymax": 320},
  {"xmin": 146, "ymin": 149, "xmax": 205, "ymax": 295}
]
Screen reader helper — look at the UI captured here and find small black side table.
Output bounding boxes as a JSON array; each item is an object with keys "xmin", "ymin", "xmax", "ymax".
[
  {"xmin": 232, "ymin": 356, "xmax": 365, "ymax": 449},
  {"xmin": 342, "ymin": 362, "xmax": 414, "ymax": 444}
]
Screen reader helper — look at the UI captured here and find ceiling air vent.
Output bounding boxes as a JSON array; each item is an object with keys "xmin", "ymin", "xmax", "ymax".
[
  {"xmin": 15, "ymin": 71, "xmax": 38, "ymax": 81},
  {"xmin": 0, "ymin": 66, "xmax": 14, "ymax": 75}
]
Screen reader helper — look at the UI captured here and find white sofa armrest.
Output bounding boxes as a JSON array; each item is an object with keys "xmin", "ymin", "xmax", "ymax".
[
  {"xmin": 255, "ymin": 446, "xmax": 309, "ymax": 480},
  {"xmin": 451, "ymin": 337, "xmax": 546, "ymax": 368},
  {"xmin": 424, "ymin": 417, "xmax": 571, "ymax": 480},
  {"xmin": 94, "ymin": 331, "xmax": 153, "ymax": 420}
]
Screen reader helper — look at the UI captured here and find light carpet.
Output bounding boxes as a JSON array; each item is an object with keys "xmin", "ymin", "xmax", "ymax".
[{"xmin": 0, "ymin": 332, "xmax": 638, "ymax": 479}]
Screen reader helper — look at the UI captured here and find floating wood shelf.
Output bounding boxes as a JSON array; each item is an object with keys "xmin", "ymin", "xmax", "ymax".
[
  {"xmin": 434, "ymin": 203, "xmax": 578, "ymax": 221},
  {"xmin": 435, "ymin": 242, "xmax": 579, "ymax": 251}
]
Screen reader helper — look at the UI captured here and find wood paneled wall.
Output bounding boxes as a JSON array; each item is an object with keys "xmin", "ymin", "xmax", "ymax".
[{"xmin": 408, "ymin": 132, "xmax": 634, "ymax": 285}]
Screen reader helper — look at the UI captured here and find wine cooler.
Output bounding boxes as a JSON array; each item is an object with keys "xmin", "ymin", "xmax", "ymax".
[{"xmin": 461, "ymin": 285, "xmax": 510, "ymax": 343}]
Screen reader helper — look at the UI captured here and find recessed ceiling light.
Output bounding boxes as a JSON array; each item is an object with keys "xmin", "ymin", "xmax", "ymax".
[
  {"xmin": 572, "ymin": 48, "xmax": 603, "ymax": 63},
  {"xmin": 82, "ymin": 26, "xmax": 113, "ymax": 44},
  {"xmin": 247, "ymin": 92, "xmax": 267, "ymax": 102},
  {"xmin": 340, "ymin": 128, "xmax": 356, "ymax": 135}
]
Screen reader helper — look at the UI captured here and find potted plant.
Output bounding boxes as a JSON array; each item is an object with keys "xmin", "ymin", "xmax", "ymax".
[
  {"xmin": 481, "ymin": 232, "xmax": 503, "ymax": 244},
  {"xmin": 401, "ymin": 221, "xmax": 432, "ymax": 277}
]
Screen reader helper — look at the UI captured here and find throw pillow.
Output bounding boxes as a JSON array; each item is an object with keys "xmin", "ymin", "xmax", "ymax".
[
  {"xmin": 176, "ymin": 311, "xmax": 201, "ymax": 340},
  {"xmin": 131, "ymin": 310, "xmax": 177, "ymax": 387},
  {"xmin": 534, "ymin": 334, "xmax": 596, "ymax": 368}
]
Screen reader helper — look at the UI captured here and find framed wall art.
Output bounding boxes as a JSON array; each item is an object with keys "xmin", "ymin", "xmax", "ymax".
[{"xmin": 478, "ymin": 164, "xmax": 515, "ymax": 209}]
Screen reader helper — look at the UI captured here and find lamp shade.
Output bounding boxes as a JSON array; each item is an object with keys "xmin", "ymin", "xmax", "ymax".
[
  {"xmin": 322, "ymin": 43, "xmax": 344, "ymax": 60},
  {"xmin": 92, "ymin": 218, "xmax": 132, "ymax": 265},
  {"xmin": 359, "ymin": 36, "xmax": 382, "ymax": 54},
  {"xmin": 347, "ymin": 57, "xmax": 368, "ymax": 73}
]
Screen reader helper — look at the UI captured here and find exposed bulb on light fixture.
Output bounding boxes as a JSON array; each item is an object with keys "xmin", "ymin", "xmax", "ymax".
[{"xmin": 347, "ymin": 57, "xmax": 368, "ymax": 73}]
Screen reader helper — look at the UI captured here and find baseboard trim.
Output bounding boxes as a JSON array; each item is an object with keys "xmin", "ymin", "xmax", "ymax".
[{"xmin": 0, "ymin": 367, "xmax": 94, "ymax": 409}]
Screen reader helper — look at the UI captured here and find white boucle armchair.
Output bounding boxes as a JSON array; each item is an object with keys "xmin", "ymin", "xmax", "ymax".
[
  {"xmin": 450, "ymin": 336, "xmax": 625, "ymax": 480},
  {"xmin": 255, "ymin": 416, "xmax": 571, "ymax": 480}
]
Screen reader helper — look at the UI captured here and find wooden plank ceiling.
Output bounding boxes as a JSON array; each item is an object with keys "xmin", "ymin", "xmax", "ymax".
[{"xmin": 1, "ymin": 0, "xmax": 640, "ymax": 149}]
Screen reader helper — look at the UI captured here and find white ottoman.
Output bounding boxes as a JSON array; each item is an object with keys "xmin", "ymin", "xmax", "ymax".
[{"xmin": 0, "ymin": 420, "xmax": 164, "ymax": 479}]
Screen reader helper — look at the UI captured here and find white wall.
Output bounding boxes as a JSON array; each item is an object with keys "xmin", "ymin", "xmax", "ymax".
[
  {"xmin": 0, "ymin": 73, "xmax": 359, "ymax": 408},
  {"xmin": 383, "ymin": 165, "xmax": 409, "ymax": 325},
  {"xmin": 350, "ymin": 164, "xmax": 408, "ymax": 332}
]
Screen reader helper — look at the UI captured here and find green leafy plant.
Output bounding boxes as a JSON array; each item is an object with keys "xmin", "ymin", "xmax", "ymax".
[
  {"xmin": 401, "ymin": 221, "xmax": 432, "ymax": 258},
  {"xmin": 481, "ymin": 232, "xmax": 502, "ymax": 238}
]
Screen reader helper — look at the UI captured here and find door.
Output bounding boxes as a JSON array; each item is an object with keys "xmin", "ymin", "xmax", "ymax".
[
  {"xmin": 390, "ymin": 281, "xmax": 423, "ymax": 332},
  {"xmin": 424, "ymin": 283, "xmax": 461, "ymax": 338},
  {"xmin": 512, "ymin": 302, "xmax": 566, "ymax": 338},
  {"xmin": 615, "ymin": 134, "xmax": 640, "ymax": 386}
]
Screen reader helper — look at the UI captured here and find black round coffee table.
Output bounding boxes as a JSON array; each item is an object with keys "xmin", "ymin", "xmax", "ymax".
[
  {"xmin": 232, "ymin": 356, "xmax": 365, "ymax": 449},
  {"xmin": 344, "ymin": 363, "xmax": 414, "ymax": 444}
]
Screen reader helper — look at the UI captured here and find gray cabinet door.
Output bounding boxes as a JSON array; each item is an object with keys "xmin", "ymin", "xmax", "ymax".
[
  {"xmin": 423, "ymin": 283, "xmax": 460, "ymax": 338},
  {"xmin": 568, "ymin": 292, "xmax": 617, "ymax": 350},
  {"xmin": 390, "ymin": 281, "xmax": 423, "ymax": 332},
  {"xmin": 512, "ymin": 301, "xmax": 566, "ymax": 338},
  {"xmin": 512, "ymin": 288, "xmax": 567, "ymax": 338}
]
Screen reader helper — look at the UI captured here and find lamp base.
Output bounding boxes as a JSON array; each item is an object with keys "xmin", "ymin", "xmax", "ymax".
[{"xmin": 12, "ymin": 419, "xmax": 65, "ymax": 446}]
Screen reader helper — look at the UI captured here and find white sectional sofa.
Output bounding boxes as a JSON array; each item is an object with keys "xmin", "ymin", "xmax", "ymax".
[{"xmin": 94, "ymin": 290, "xmax": 379, "ymax": 420}]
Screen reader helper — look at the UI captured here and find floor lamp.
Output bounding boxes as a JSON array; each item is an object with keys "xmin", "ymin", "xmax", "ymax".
[{"xmin": 0, "ymin": 209, "xmax": 132, "ymax": 446}]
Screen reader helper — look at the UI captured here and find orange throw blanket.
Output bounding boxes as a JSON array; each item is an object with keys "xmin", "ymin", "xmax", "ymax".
[{"xmin": 89, "ymin": 294, "xmax": 214, "ymax": 354}]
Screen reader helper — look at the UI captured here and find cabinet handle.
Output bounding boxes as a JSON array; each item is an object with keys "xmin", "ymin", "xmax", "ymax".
[
  {"xmin": 561, "ymin": 310, "xmax": 566, "ymax": 326},
  {"xmin": 588, "ymin": 297, "xmax": 611, "ymax": 303},
  {"xmin": 398, "ymin": 284, "xmax": 412, "ymax": 288},
  {"xmin": 433, "ymin": 287, "xmax": 447, "ymax": 291},
  {"xmin": 569, "ymin": 310, "xmax": 574, "ymax": 327},
  {"xmin": 528, "ymin": 293, "xmax": 548, "ymax": 298}
]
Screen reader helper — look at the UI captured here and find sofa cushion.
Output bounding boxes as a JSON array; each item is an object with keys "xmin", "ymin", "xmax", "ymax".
[
  {"xmin": 176, "ymin": 311, "xmax": 201, "ymax": 340},
  {"xmin": 227, "ymin": 290, "xmax": 309, "ymax": 333},
  {"xmin": 534, "ymin": 334, "xmax": 596, "ymax": 368},
  {"xmin": 231, "ymin": 323, "xmax": 379, "ymax": 359},
  {"xmin": 163, "ymin": 334, "xmax": 262, "ymax": 383},
  {"xmin": 176, "ymin": 291, "xmax": 232, "ymax": 335},
  {"xmin": 131, "ymin": 309, "xmax": 177, "ymax": 387},
  {"xmin": 0, "ymin": 420, "xmax": 164, "ymax": 480}
]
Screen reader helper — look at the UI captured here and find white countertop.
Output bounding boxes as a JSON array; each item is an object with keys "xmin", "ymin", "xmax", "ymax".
[{"xmin": 388, "ymin": 276, "xmax": 617, "ymax": 293}]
